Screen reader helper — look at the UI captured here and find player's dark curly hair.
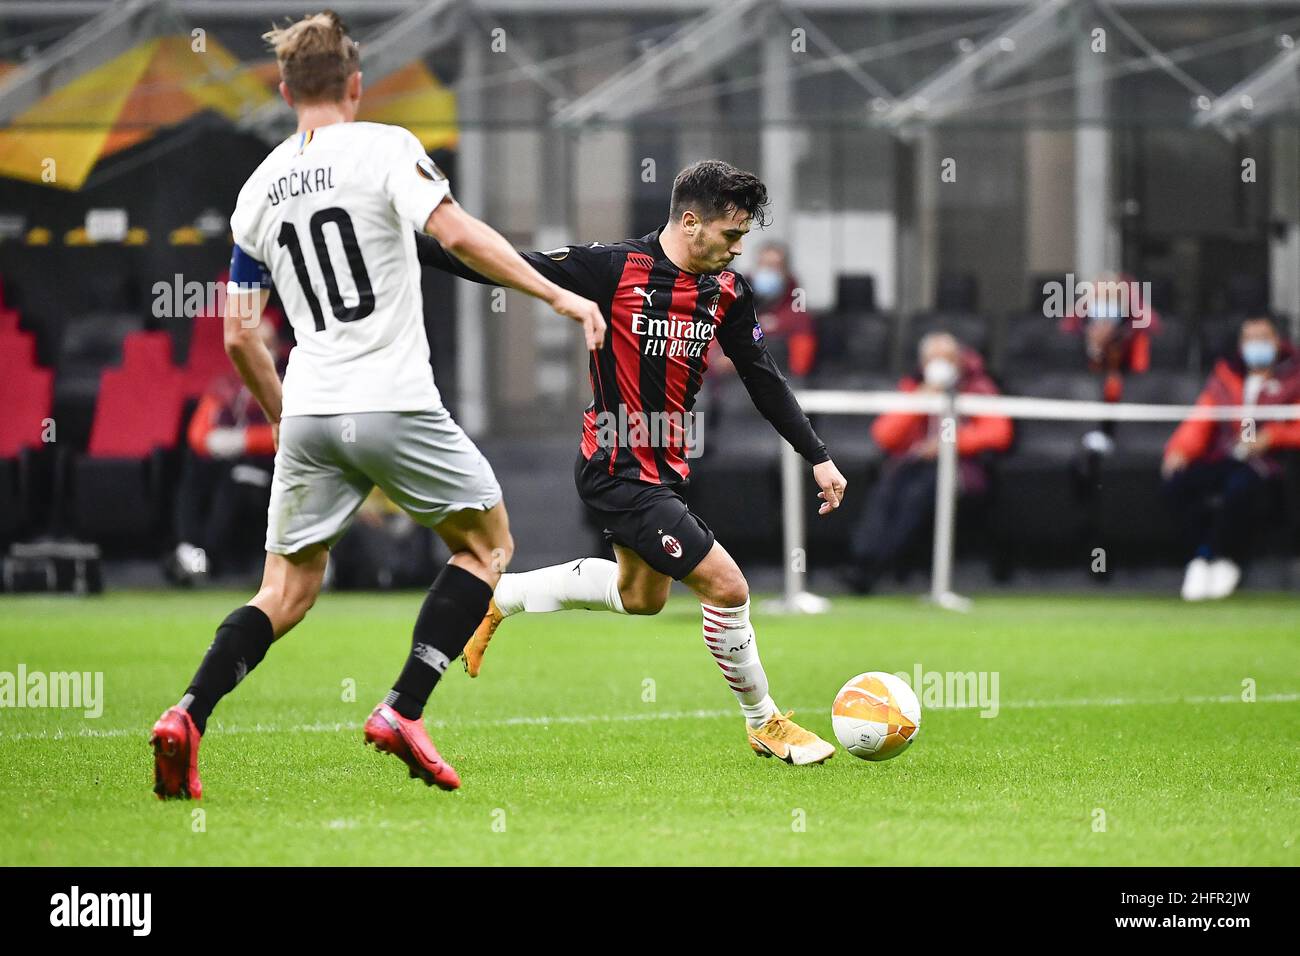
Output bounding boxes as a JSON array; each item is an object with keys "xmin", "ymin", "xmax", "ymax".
[{"xmin": 669, "ymin": 160, "xmax": 771, "ymax": 229}]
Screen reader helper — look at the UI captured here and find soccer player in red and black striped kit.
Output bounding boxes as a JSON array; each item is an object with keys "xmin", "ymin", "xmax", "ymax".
[{"xmin": 420, "ymin": 160, "xmax": 848, "ymax": 763}]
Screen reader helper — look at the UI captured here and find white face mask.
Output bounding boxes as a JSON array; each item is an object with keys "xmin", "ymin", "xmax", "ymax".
[
  {"xmin": 923, "ymin": 357, "xmax": 959, "ymax": 389},
  {"xmin": 751, "ymin": 268, "xmax": 784, "ymax": 299}
]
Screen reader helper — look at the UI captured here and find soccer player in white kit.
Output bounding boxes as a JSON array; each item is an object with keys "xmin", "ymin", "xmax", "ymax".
[{"xmin": 150, "ymin": 11, "xmax": 605, "ymax": 797}]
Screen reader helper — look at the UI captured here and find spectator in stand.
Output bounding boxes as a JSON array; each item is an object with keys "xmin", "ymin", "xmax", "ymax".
[
  {"xmin": 702, "ymin": 242, "xmax": 817, "ymax": 436},
  {"xmin": 1060, "ymin": 272, "xmax": 1158, "ymax": 455},
  {"xmin": 749, "ymin": 242, "xmax": 816, "ymax": 379},
  {"xmin": 1162, "ymin": 316, "xmax": 1300, "ymax": 601},
  {"xmin": 841, "ymin": 332, "xmax": 1013, "ymax": 594},
  {"xmin": 166, "ymin": 319, "xmax": 282, "ymax": 585}
]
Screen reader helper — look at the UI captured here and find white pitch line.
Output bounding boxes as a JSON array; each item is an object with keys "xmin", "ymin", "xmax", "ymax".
[{"xmin": 0, "ymin": 693, "xmax": 1295, "ymax": 743}]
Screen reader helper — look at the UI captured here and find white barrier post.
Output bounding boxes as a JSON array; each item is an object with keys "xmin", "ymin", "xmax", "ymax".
[
  {"xmin": 930, "ymin": 389, "xmax": 971, "ymax": 612},
  {"xmin": 781, "ymin": 441, "xmax": 802, "ymax": 606},
  {"xmin": 772, "ymin": 441, "xmax": 831, "ymax": 614}
]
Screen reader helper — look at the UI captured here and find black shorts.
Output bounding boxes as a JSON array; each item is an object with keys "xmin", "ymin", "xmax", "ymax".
[{"xmin": 574, "ymin": 453, "xmax": 715, "ymax": 580}]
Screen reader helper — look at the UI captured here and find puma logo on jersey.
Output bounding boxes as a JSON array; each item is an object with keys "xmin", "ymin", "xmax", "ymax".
[{"xmin": 634, "ymin": 287, "xmax": 654, "ymax": 306}]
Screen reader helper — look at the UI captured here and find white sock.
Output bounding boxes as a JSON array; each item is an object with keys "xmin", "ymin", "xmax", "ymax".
[
  {"xmin": 701, "ymin": 600, "xmax": 778, "ymax": 728},
  {"xmin": 494, "ymin": 558, "xmax": 626, "ymax": 617}
]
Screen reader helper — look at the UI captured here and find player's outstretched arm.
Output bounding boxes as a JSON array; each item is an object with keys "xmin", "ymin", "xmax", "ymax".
[
  {"xmin": 223, "ymin": 287, "xmax": 282, "ymax": 446},
  {"xmin": 424, "ymin": 199, "xmax": 605, "ymax": 350},
  {"xmin": 718, "ymin": 278, "xmax": 846, "ymax": 515}
]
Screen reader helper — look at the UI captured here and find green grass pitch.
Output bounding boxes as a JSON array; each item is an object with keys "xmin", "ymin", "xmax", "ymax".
[{"xmin": 1, "ymin": 589, "xmax": 1296, "ymax": 866}]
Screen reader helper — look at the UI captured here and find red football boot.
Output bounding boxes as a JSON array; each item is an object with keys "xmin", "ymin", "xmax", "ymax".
[
  {"xmin": 150, "ymin": 706, "xmax": 202, "ymax": 800},
  {"xmin": 363, "ymin": 703, "xmax": 461, "ymax": 791}
]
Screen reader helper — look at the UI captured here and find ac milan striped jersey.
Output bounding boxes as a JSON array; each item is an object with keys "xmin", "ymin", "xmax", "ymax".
[{"xmin": 418, "ymin": 227, "xmax": 828, "ymax": 485}]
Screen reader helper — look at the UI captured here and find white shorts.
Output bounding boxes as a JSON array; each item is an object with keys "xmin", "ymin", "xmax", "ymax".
[{"xmin": 265, "ymin": 408, "xmax": 502, "ymax": 555}]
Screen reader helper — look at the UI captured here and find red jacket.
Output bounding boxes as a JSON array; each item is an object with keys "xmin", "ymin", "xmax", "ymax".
[
  {"xmin": 187, "ymin": 372, "xmax": 277, "ymax": 458},
  {"xmin": 1165, "ymin": 342, "xmax": 1300, "ymax": 470},
  {"xmin": 755, "ymin": 277, "xmax": 816, "ymax": 377},
  {"xmin": 1061, "ymin": 314, "xmax": 1156, "ymax": 403},
  {"xmin": 872, "ymin": 349, "xmax": 1014, "ymax": 458}
]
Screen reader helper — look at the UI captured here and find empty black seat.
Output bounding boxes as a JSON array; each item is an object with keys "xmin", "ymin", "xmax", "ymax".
[
  {"xmin": 999, "ymin": 313, "xmax": 1085, "ymax": 374},
  {"xmin": 1004, "ymin": 370, "xmax": 1103, "ymax": 402},
  {"xmin": 901, "ymin": 313, "xmax": 992, "ymax": 364},
  {"xmin": 816, "ymin": 311, "xmax": 893, "ymax": 374},
  {"xmin": 52, "ymin": 312, "xmax": 144, "ymax": 451},
  {"xmin": 935, "ymin": 272, "xmax": 978, "ymax": 312},
  {"xmin": 1147, "ymin": 316, "xmax": 1190, "ymax": 370},
  {"xmin": 1118, "ymin": 369, "xmax": 1203, "ymax": 405},
  {"xmin": 835, "ymin": 275, "xmax": 876, "ymax": 313},
  {"xmin": 1197, "ymin": 314, "xmax": 1245, "ymax": 370}
]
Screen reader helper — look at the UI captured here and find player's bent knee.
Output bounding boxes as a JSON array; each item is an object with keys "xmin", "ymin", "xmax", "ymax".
[
  {"xmin": 622, "ymin": 589, "xmax": 667, "ymax": 615},
  {"xmin": 711, "ymin": 573, "xmax": 749, "ymax": 609}
]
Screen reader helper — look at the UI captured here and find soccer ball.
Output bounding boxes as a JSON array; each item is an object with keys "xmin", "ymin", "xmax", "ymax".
[{"xmin": 831, "ymin": 671, "xmax": 922, "ymax": 761}]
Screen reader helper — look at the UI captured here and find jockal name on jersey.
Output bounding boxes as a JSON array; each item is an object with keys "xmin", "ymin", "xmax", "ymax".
[{"xmin": 267, "ymin": 166, "xmax": 336, "ymax": 206}]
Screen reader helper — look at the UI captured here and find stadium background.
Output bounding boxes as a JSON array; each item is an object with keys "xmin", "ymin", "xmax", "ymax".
[{"xmin": 1, "ymin": 0, "xmax": 1299, "ymax": 593}]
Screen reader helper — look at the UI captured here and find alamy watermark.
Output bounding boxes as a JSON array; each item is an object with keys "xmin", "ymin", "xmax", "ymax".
[
  {"xmin": 49, "ymin": 886, "xmax": 150, "ymax": 936},
  {"xmin": 896, "ymin": 663, "xmax": 999, "ymax": 718},
  {"xmin": 152, "ymin": 273, "xmax": 266, "ymax": 327},
  {"xmin": 1041, "ymin": 274, "xmax": 1152, "ymax": 328},
  {"xmin": 0, "ymin": 665, "xmax": 103, "ymax": 718},
  {"xmin": 592, "ymin": 404, "xmax": 704, "ymax": 459}
]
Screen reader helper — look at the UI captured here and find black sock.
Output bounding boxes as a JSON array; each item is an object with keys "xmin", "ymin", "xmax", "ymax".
[
  {"xmin": 385, "ymin": 564, "xmax": 493, "ymax": 719},
  {"xmin": 180, "ymin": 605, "xmax": 275, "ymax": 734}
]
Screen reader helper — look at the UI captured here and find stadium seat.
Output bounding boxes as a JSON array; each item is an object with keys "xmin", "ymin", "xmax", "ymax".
[
  {"xmin": 992, "ymin": 371, "xmax": 1100, "ymax": 571},
  {"xmin": 1225, "ymin": 274, "xmax": 1268, "ymax": 315},
  {"xmin": 901, "ymin": 313, "xmax": 993, "ymax": 366},
  {"xmin": 70, "ymin": 331, "xmax": 187, "ymax": 542},
  {"xmin": 181, "ymin": 314, "xmax": 231, "ymax": 397},
  {"xmin": 835, "ymin": 275, "xmax": 876, "ymax": 313},
  {"xmin": 0, "ymin": 330, "xmax": 54, "ymax": 541},
  {"xmin": 1095, "ymin": 464, "xmax": 1181, "ymax": 563},
  {"xmin": 998, "ymin": 313, "xmax": 1086, "ymax": 375},
  {"xmin": 814, "ymin": 311, "xmax": 893, "ymax": 375},
  {"xmin": 1146, "ymin": 275, "xmax": 1176, "ymax": 313},
  {"xmin": 807, "ymin": 372, "xmax": 898, "ymax": 470},
  {"xmin": 1116, "ymin": 368, "xmax": 1202, "ymax": 407},
  {"xmin": 85, "ymin": 331, "xmax": 185, "ymax": 457},
  {"xmin": 52, "ymin": 312, "xmax": 143, "ymax": 450},
  {"xmin": 935, "ymin": 273, "xmax": 978, "ymax": 313},
  {"xmin": 1025, "ymin": 273, "xmax": 1069, "ymax": 315},
  {"xmin": 1004, "ymin": 370, "xmax": 1102, "ymax": 402},
  {"xmin": 1146, "ymin": 315, "xmax": 1190, "ymax": 371},
  {"xmin": 1079, "ymin": 371, "xmax": 1200, "ymax": 562},
  {"xmin": 1196, "ymin": 314, "xmax": 1245, "ymax": 370},
  {"xmin": 685, "ymin": 436, "xmax": 784, "ymax": 562}
]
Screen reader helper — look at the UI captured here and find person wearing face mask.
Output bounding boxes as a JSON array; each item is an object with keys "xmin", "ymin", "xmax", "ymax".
[
  {"xmin": 1162, "ymin": 316, "xmax": 1300, "ymax": 601},
  {"xmin": 841, "ymin": 332, "xmax": 1013, "ymax": 594},
  {"xmin": 747, "ymin": 242, "xmax": 817, "ymax": 378},
  {"xmin": 1065, "ymin": 273, "xmax": 1158, "ymax": 404}
]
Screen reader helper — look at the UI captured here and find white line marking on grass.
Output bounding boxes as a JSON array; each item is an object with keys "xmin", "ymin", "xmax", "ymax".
[
  {"xmin": 2, "ymin": 693, "xmax": 1296, "ymax": 743},
  {"xmin": 1008, "ymin": 692, "xmax": 1299, "ymax": 710}
]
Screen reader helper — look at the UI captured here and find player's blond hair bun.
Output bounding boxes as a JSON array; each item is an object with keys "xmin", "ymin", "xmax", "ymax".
[{"xmin": 263, "ymin": 10, "xmax": 360, "ymax": 105}]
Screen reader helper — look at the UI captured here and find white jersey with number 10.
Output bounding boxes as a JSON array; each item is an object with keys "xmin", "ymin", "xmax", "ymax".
[{"xmin": 229, "ymin": 121, "xmax": 451, "ymax": 417}]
